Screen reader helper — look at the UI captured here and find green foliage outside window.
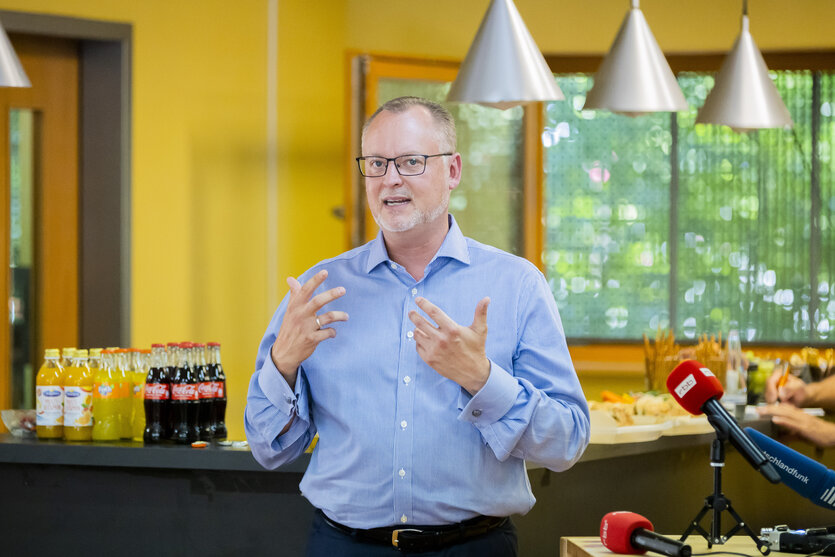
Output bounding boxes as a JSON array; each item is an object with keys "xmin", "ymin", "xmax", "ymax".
[{"xmin": 545, "ymin": 72, "xmax": 835, "ymax": 344}]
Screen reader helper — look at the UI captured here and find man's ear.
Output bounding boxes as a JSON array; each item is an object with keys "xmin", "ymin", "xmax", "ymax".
[{"xmin": 448, "ymin": 152, "xmax": 463, "ymax": 191}]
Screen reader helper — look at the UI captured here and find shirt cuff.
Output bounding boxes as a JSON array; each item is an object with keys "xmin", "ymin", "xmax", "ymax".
[
  {"xmin": 258, "ymin": 357, "xmax": 301, "ymax": 417},
  {"xmin": 458, "ymin": 360, "xmax": 520, "ymax": 425}
]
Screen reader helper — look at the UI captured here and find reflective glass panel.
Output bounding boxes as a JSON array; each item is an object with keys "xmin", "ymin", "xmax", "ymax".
[{"xmin": 9, "ymin": 109, "xmax": 37, "ymax": 408}]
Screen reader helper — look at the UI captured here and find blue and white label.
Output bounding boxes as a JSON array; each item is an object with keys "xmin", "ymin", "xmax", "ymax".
[{"xmin": 36, "ymin": 385, "xmax": 64, "ymax": 426}]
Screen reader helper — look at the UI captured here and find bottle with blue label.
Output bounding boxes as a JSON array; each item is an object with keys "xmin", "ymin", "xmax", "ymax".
[{"xmin": 36, "ymin": 349, "xmax": 64, "ymax": 439}]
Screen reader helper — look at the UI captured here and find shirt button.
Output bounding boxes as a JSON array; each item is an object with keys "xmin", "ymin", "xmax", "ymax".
[
  {"xmin": 411, "ymin": 288, "xmax": 417, "ymax": 296},
  {"xmin": 401, "ymin": 515, "xmax": 408, "ymax": 523},
  {"xmin": 400, "ymin": 420, "xmax": 407, "ymax": 429},
  {"xmin": 406, "ymin": 330, "xmax": 414, "ymax": 339},
  {"xmin": 390, "ymin": 263, "xmax": 398, "ymax": 270},
  {"xmin": 399, "ymin": 468, "xmax": 406, "ymax": 478},
  {"xmin": 403, "ymin": 376, "xmax": 411, "ymax": 384},
  {"xmin": 285, "ymin": 396, "xmax": 294, "ymax": 404},
  {"xmin": 472, "ymin": 409, "xmax": 482, "ymax": 417}
]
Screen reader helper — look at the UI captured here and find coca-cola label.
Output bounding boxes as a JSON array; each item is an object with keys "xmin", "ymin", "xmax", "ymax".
[
  {"xmin": 212, "ymin": 381, "xmax": 224, "ymax": 398},
  {"xmin": 171, "ymin": 383, "xmax": 198, "ymax": 401},
  {"xmin": 145, "ymin": 383, "xmax": 170, "ymax": 400},
  {"xmin": 197, "ymin": 382, "xmax": 214, "ymax": 399}
]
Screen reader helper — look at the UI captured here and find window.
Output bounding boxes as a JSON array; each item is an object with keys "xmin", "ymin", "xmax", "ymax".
[{"xmin": 544, "ymin": 70, "xmax": 834, "ymax": 344}]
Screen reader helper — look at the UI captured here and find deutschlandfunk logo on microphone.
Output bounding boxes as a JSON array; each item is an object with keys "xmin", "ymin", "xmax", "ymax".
[{"xmin": 759, "ymin": 448, "xmax": 810, "ymax": 485}]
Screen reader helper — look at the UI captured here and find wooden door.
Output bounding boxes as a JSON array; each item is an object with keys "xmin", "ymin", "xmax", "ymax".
[{"xmin": 0, "ymin": 34, "xmax": 79, "ymax": 414}]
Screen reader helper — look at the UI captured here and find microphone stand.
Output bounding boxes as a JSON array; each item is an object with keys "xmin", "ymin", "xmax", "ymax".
[{"xmin": 680, "ymin": 434, "xmax": 771, "ymax": 555}]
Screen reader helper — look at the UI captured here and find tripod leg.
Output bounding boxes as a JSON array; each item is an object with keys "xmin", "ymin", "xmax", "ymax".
[
  {"xmin": 723, "ymin": 502, "xmax": 771, "ymax": 555},
  {"xmin": 681, "ymin": 499, "xmax": 713, "ymax": 547}
]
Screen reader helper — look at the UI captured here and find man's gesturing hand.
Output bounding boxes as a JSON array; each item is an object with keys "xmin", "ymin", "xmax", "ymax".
[
  {"xmin": 408, "ymin": 297, "xmax": 491, "ymax": 395},
  {"xmin": 271, "ymin": 269, "xmax": 348, "ymax": 388}
]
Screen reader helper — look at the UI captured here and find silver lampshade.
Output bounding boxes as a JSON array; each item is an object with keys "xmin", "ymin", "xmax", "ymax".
[
  {"xmin": 0, "ymin": 18, "xmax": 29, "ymax": 88},
  {"xmin": 583, "ymin": 0, "xmax": 686, "ymax": 116},
  {"xmin": 447, "ymin": 0, "xmax": 563, "ymax": 110},
  {"xmin": 696, "ymin": 14, "xmax": 792, "ymax": 132}
]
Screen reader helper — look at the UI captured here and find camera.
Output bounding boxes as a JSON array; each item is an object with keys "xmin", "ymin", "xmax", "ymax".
[{"xmin": 760, "ymin": 525, "xmax": 835, "ymax": 555}]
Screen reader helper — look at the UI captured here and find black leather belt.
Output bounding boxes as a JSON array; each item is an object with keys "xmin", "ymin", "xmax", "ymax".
[{"xmin": 319, "ymin": 510, "xmax": 509, "ymax": 553}]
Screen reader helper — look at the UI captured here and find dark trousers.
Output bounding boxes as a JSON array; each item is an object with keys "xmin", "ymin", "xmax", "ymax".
[{"xmin": 305, "ymin": 510, "xmax": 519, "ymax": 557}]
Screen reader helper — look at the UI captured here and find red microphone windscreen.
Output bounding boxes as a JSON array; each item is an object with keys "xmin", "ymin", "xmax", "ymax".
[
  {"xmin": 600, "ymin": 511, "xmax": 654, "ymax": 554},
  {"xmin": 666, "ymin": 359, "xmax": 724, "ymax": 415}
]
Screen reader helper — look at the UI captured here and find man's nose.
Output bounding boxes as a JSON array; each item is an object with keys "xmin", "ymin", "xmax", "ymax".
[{"xmin": 381, "ymin": 159, "xmax": 402, "ymax": 185}]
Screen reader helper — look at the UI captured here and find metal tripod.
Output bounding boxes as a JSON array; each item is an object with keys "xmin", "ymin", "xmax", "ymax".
[{"xmin": 680, "ymin": 436, "xmax": 771, "ymax": 555}]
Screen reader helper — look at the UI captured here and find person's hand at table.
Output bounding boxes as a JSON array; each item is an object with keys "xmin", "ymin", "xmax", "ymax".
[
  {"xmin": 763, "ymin": 366, "xmax": 809, "ymax": 405},
  {"xmin": 757, "ymin": 403, "xmax": 835, "ymax": 448},
  {"xmin": 409, "ymin": 296, "xmax": 491, "ymax": 396}
]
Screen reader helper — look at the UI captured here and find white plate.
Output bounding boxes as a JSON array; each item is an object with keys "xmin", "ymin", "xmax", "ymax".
[
  {"xmin": 662, "ymin": 415, "xmax": 713, "ymax": 436},
  {"xmin": 589, "ymin": 411, "xmax": 672, "ymax": 444}
]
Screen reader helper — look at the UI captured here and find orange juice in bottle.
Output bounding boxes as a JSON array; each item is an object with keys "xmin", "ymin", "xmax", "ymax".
[
  {"xmin": 92, "ymin": 349, "xmax": 121, "ymax": 441},
  {"xmin": 132, "ymin": 349, "xmax": 150, "ymax": 441},
  {"xmin": 36, "ymin": 349, "xmax": 64, "ymax": 439},
  {"xmin": 117, "ymin": 348, "xmax": 134, "ymax": 439},
  {"xmin": 63, "ymin": 349, "xmax": 93, "ymax": 441}
]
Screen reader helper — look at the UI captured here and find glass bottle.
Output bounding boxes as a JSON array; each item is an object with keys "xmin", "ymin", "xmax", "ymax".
[{"xmin": 36, "ymin": 349, "xmax": 64, "ymax": 439}]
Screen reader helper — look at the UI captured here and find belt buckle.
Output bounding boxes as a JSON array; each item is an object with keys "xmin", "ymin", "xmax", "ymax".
[{"xmin": 391, "ymin": 528, "xmax": 422, "ymax": 549}]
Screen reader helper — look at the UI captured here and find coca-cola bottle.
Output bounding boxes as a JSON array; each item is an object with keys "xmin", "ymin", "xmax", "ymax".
[
  {"xmin": 207, "ymin": 341, "xmax": 227, "ymax": 440},
  {"xmin": 143, "ymin": 343, "xmax": 169, "ymax": 443},
  {"xmin": 170, "ymin": 342, "xmax": 200, "ymax": 444},
  {"xmin": 164, "ymin": 342, "xmax": 179, "ymax": 438},
  {"xmin": 194, "ymin": 343, "xmax": 214, "ymax": 441}
]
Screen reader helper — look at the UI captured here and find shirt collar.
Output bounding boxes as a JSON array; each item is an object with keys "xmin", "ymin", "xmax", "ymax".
[{"xmin": 364, "ymin": 214, "xmax": 470, "ymax": 274}]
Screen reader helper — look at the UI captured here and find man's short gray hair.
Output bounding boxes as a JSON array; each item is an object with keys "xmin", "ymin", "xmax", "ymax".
[{"xmin": 361, "ymin": 96, "xmax": 457, "ymax": 153}]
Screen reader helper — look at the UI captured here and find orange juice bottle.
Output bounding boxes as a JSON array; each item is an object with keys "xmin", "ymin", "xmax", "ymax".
[
  {"xmin": 117, "ymin": 349, "xmax": 134, "ymax": 439},
  {"xmin": 63, "ymin": 349, "xmax": 93, "ymax": 441},
  {"xmin": 36, "ymin": 349, "xmax": 64, "ymax": 439},
  {"xmin": 132, "ymin": 349, "xmax": 150, "ymax": 441},
  {"xmin": 92, "ymin": 349, "xmax": 121, "ymax": 441}
]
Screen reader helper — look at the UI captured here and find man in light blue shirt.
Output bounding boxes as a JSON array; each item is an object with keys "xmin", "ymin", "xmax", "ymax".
[{"xmin": 246, "ymin": 96, "xmax": 589, "ymax": 556}]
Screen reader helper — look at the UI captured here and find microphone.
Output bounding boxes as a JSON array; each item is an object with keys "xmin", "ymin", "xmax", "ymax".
[
  {"xmin": 600, "ymin": 511, "xmax": 691, "ymax": 557},
  {"xmin": 666, "ymin": 360, "xmax": 781, "ymax": 484},
  {"xmin": 745, "ymin": 427, "xmax": 835, "ymax": 509}
]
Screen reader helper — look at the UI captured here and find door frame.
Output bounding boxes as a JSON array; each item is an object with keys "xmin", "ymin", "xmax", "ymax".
[{"xmin": 1, "ymin": 10, "xmax": 132, "ymax": 350}]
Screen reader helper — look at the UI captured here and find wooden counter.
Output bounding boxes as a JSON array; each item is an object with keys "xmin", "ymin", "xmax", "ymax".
[{"xmin": 562, "ymin": 536, "xmax": 796, "ymax": 557}]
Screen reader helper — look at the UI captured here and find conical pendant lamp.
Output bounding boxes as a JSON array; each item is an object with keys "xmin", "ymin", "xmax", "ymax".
[
  {"xmin": 0, "ymin": 18, "xmax": 30, "ymax": 87},
  {"xmin": 583, "ymin": 0, "xmax": 686, "ymax": 117},
  {"xmin": 446, "ymin": 0, "xmax": 563, "ymax": 110},
  {"xmin": 696, "ymin": 2, "xmax": 791, "ymax": 132}
]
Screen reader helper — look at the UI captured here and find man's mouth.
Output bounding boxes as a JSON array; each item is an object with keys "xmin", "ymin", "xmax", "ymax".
[{"xmin": 383, "ymin": 196, "xmax": 410, "ymax": 206}]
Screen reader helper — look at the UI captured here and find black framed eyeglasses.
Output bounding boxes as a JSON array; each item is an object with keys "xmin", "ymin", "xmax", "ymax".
[{"xmin": 355, "ymin": 153, "xmax": 453, "ymax": 177}]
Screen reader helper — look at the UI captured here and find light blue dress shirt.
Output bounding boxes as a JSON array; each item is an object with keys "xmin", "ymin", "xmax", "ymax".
[{"xmin": 245, "ymin": 216, "xmax": 590, "ymax": 528}]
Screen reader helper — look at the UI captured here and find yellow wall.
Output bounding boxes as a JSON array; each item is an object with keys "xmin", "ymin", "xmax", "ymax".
[{"xmin": 1, "ymin": 1, "xmax": 833, "ymax": 438}]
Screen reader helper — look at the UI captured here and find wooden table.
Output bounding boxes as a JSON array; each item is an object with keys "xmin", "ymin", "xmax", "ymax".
[{"xmin": 562, "ymin": 535, "xmax": 794, "ymax": 557}]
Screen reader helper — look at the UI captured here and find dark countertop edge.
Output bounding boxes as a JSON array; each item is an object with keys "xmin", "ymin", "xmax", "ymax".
[
  {"xmin": 0, "ymin": 435, "xmax": 310, "ymax": 474},
  {"xmin": 1, "ymin": 418, "xmax": 773, "ymax": 473}
]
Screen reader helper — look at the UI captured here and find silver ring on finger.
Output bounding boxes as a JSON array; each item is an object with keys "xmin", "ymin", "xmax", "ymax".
[{"xmin": 315, "ymin": 316, "xmax": 322, "ymax": 330}]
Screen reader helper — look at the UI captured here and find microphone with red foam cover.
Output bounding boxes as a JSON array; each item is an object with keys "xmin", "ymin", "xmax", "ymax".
[
  {"xmin": 666, "ymin": 360, "xmax": 780, "ymax": 483},
  {"xmin": 600, "ymin": 511, "xmax": 691, "ymax": 557}
]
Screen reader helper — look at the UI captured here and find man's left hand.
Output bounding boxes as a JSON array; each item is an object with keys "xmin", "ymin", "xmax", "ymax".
[{"xmin": 409, "ymin": 297, "xmax": 491, "ymax": 395}]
